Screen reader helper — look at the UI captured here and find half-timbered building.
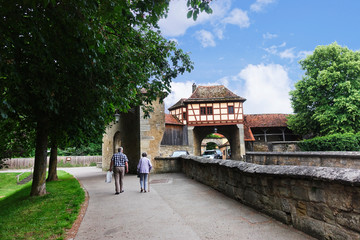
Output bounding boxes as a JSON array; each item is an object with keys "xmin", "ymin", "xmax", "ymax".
[{"xmin": 166, "ymin": 84, "xmax": 247, "ymax": 159}]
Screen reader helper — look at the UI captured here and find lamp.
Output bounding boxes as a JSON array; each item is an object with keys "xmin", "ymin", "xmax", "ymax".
[
  {"xmin": 114, "ymin": 110, "xmax": 120, "ymax": 123},
  {"xmin": 214, "ymin": 127, "xmax": 217, "ymax": 133}
]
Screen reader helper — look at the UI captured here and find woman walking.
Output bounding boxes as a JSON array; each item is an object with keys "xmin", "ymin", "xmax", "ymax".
[{"xmin": 137, "ymin": 152, "xmax": 152, "ymax": 193}]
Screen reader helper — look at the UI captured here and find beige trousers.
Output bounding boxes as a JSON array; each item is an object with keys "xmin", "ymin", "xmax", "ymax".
[{"xmin": 113, "ymin": 166, "xmax": 125, "ymax": 193}]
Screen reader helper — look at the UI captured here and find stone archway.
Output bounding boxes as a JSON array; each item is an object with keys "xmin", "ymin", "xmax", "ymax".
[
  {"xmin": 113, "ymin": 131, "xmax": 122, "ymax": 154},
  {"xmin": 191, "ymin": 124, "xmax": 245, "ymax": 160}
]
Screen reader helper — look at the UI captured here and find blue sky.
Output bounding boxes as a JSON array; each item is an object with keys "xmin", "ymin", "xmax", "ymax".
[{"xmin": 159, "ymin": 0, "xmax": 360, "ymax": 114}]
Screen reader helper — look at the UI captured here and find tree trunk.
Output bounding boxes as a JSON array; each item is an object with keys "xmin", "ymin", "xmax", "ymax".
[
  {"xmin": 30, "ymin": 117, "xmax": 49, "ymax": 196},
  {"xmin": 47, "ymin": 140, "xmax": 58, "ymax": 182}
]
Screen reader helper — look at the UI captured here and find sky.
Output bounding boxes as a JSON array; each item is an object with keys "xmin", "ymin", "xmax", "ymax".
[{"xmin": 159, "ymin": 0, "xmax": 360, "ymax": 114}]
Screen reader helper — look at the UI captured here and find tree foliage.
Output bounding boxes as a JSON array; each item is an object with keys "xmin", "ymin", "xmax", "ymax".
[
  {"xmin": 288, "ymin": 42, "xmax": 360, "ymax": 137},
  {"xmin": 0, "ymin": 0, "xmax": 212, "ymax": 195}
]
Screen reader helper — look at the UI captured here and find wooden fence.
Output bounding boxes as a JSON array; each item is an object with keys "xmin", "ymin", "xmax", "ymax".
[{"xmin": 4, "ymin": 156, "xmax": 102, "ymax": 169}]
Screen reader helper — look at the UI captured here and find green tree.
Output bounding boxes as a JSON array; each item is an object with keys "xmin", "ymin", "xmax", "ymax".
[
  {"xmin": 0, "ymin": 0, "xmax": 212, "ymax": 196},
  {"xmin": 288, "ymin": 43, "xmax": 360, "ymax": 137}
]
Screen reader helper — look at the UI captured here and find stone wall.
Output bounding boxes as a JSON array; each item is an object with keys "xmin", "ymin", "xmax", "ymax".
[
  {"xmin": 140, "ymin": 100, "xmax": 165, "ymax": 172},
  {"xmin": 180, "ymin": 156, "xmax": 360, "ymax": 239},
  {"xmin": 246, "ymin": 151, "xmax": 360, "ymax": 169},
  {"xmin": 153, "ymin": 156, "xmax": 182, "ymax": 173},
  {"xmin": 249, "ymin": 141, "xmax": 300, "ymax": 152}
]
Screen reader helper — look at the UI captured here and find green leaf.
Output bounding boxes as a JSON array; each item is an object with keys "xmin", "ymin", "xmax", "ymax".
[{"xmin": 187, "ymin": 10, "xmax": 193, "ymax": 19}]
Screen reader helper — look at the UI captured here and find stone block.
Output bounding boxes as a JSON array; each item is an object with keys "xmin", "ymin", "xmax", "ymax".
[
  {"xmin": 291, "ymin": 185, "xmax": 309, "ymax": 201},
  {"xmin": 324, "ymin": 222, "xmax": 360, "ymax": 240},
  {"xmin": 296, "ymin": 201, "xmax": 307, "ymax": 217},
  {"xmin": 325, "ymin": 185, "xmax": 352, "ymax": 211},
  {"xmin": 336, "ymin": 212, "xmax": 360, "ymax": 232},
  {"xmin": 352, "ymin": 191, "xmax": 360, "ymax": 213},
  {"xmin": 266, "ymin": 209, "xmax": 291, "ymax": 224},
  {"xmin": 244, "ymin": 188, "xmax": 260, "ymax": 207},
  {"xmin": 278, "ymin": 187, "xmax": 291, "ymax": 197},
  {"xmin": 293, "ymin": 216, "xmax": 325, "ymax": 240},
  {"xmin": 309, "ymin": 186, "xmax": 326, "ymax": 203},
  {"xmin": 306, "ymin": 202, "xmax": 335, "ymax": 223},
  {"xmin": 280, "ymin": 198, "xmax": 291, "ymax": 213}
]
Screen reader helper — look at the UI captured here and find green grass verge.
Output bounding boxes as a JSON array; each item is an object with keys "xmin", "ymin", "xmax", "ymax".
[
  {"xmin": 0, "ymin": 171, "xmax": 85, "ymax": 240},
  {"xmin": 0, "ymin": 172, "xmax": 32, "ymax": 197}
]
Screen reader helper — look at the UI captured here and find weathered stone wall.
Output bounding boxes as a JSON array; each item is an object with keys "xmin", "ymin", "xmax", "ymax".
[
  {"xmin": 140, "ymin": 100, "xmax": 165, "ymax": 172},
  {"xmin": 102, "ymin": 121, "xmax": 121, "ymax": 171},
  {"xmin": 246, "ymin": 151, "xmax": 360, "ymax": 169},
  {"xmin": 180, "ymin": 156, "xmax": 360, "ymax": 240},
  {"xmin": 153, "ymin": 156, "xmax": 182, "ymax": 173},
  {"xmin": 250, "ymin": 141, "xmax": 299, "ymax": 152}
]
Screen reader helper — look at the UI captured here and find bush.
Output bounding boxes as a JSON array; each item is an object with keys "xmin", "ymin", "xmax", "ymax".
[
  {"xmin": 58, "ymin": 143, "xmax": 101, "ymax": 156},
  {"xmin": 298, "ymin": 133, "xmax": 360, "ymax": 151}
]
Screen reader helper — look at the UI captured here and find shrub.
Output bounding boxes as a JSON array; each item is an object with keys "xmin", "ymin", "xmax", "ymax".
[{"xmin": 298, "ymin": 133, "xmax": 360, "ymax": 151}]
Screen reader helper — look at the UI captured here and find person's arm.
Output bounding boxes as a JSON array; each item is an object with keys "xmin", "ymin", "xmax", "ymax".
[
  {"xmin": 149, "ymin": 159, "xmax": 152, "ymax": 171},
  {"xmin": 125, "ymin": 161, "xmax": 129, "ymax": 173},
  {"xmin": 109, "ymin": 156, "xmax": 113, "ymax": 171}
]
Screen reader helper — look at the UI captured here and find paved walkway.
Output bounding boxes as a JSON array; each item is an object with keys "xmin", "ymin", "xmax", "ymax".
[{"xmin": 63, "ymin": 167, "xmax": 313, "ymax": 240}]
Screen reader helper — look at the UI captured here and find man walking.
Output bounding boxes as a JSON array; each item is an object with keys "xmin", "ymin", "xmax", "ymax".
[{"xmin": 109, "ymin": 147, "xmax": 129, "ymax": 195}]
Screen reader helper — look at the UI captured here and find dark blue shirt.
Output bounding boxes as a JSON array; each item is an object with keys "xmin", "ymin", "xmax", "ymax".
[{"xmin": 111, "ymin": 152, "xmax": 128, "ymax": 167}]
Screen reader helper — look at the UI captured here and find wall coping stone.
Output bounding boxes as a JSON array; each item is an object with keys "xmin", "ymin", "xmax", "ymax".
[
  {"xmin": 181, "ymin": 156, "xmax": 360, "ymax": 186},
  {"xmin": 247, "ymin": 151, "xmax": 360, "ymax": 158}
]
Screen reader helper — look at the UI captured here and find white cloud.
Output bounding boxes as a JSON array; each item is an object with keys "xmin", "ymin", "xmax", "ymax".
[
  {"xmin": 164, "ymin": 81, "xmax": 194, "ymax": 112},
  {"xmin": 195, "ymin": 30, "xmax": 216, "ymax": 47},
  {"xmin": 158, "ymin": 0, "xmax": 232, "ymax": 37},
  {"xmin": 235, "ymin": 64, "xmax": 292, "ymax": 114},
  {"xmin": 214, "ymin": 28, "xmax": 224, "ymax": 40},
  {"xmin": 263, "ymin": 32, "xmax": 278, "ymax": 39},
  {"xmin": 222, "ymin": 9, "xmax": 250, "ymax": 28},
  {"xmin": 264, "ymin": 43, "xmax": 310, "ymax": 62},
  {"xmin": 297, "ymin": 50, "xmax": 313, "ymax": 59},
  {"xmin": 158, "ymin": 1, "xmax": 199, "ymax": 37},
  {"xmin": 279, "ymin": 47, "xmax": 296, "ymax": 60},
  {"xmin": 250, "ymin": 0, "xmax": 276, "ymax": 12}
]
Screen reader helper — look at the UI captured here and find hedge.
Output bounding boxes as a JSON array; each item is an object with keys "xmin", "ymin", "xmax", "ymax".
[{"xmin": 298, "ymin": 133, "xmax": 360, "ymax": 151}]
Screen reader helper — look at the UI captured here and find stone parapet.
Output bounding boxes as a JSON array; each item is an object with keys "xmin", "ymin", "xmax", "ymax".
[
  {"xmin": 246, "ymin": 151, "xmax": 360, "ymax": 169},
  {"xmin": 153, "ymin": 156, "xmax": 183, "ymax": 173},
  {"xmin": 181, "ymin": 156, "xmax": 360, "ymax": 239}
]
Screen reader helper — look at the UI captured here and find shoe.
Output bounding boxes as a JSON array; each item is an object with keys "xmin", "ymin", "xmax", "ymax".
[
  {"xmin": 120, "ymin": 190, "xmax": 124, "ymax": 193},
  {"xmin": 115, "ymin": 192, "xmax": 120, "ymax": 195},
  {"xmin": 140, "ymin": 189, "xmax": 143, "ymax": 193},
  {"xmin": 144, "ymin": 190, "xmax": 147, "ymax": 193}
]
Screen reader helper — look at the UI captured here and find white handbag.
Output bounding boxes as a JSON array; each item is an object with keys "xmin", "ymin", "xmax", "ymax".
[{"xmin": 105, "ymin": 171, "xmax": 112, "ymax": 183}]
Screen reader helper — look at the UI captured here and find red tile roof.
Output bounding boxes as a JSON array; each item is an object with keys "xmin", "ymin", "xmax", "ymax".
[
  {"xmin": 165, "ymin": 114, "xmax": 184, "ymax": 125},
  {"xmin": 244, "ymin": 114, "xmax": 289, "ymax": 128},
  {"xmin": 168, "ymin": 98, "xmax": 186, "ymax": 111},
  {"xmin": 244, "ymin": 124, "xmax": 255, "ymax": 141},
  {"xmin": 185, "ymin": 85, "xmax": 246, "ymax": 103}
]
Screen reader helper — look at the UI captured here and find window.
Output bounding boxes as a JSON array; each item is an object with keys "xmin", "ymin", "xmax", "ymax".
[
  {"xmin": 182, "ymin": 112, "xmax": 186, "ymax": 120},
  {"xmin": 228, "ymin": 106, "xmax": 234, "ymax": 114},
  {"xmin": 201, "ymin": 106, "xmax": 213, "ymax": 115}
]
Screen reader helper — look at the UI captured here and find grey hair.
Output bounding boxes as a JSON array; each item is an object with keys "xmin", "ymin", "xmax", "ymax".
[{"xmin": 118, "ymin": 147, "xmax": 123, "ymax": 152}]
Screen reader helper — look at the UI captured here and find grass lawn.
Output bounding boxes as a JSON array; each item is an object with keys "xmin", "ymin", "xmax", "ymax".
[{"xmin": 0, "ymin": 171, "xmax": 85, "ymax": 240}]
